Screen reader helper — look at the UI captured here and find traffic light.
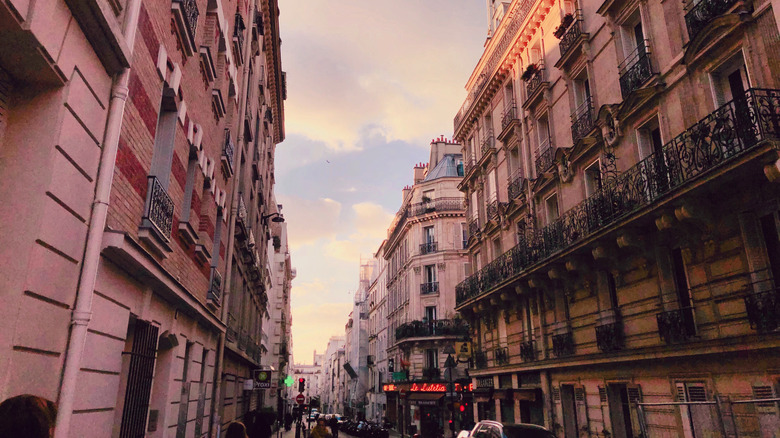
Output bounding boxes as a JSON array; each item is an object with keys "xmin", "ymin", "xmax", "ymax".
[
  {"xmin": 449, "ymin": 420, "xmax": 455, "ymax": 431},
  {"xmin": 298, "ymin": 377, "xmax": 305, "ymax": 392},
  {"xmin": 459, "ymin": 404, "xmax": 466, "ymax": 412}
]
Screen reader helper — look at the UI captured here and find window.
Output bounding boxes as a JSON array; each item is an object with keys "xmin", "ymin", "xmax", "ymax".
[
  {"xmin": 424, "ymin": 264, "xmax": 437, "ymax": 284},
  {"xmin": 637, "ymin": 116, "xmax": 663, "ymax": 159},
  {"xmin": 759, "ymin": 212, "xmax": 780, "ymax": 284},
  {"xmin": 671, "ymin": 248, "xmax": 696, "ymax": 335},
  {"xmin": 487, "ymin": 169, "xmax": 497, "ymax": 203},
  {"xmin": 522, "ymin": 297, "xmax": 534, "ymax": 340},
  {"xmin": 676, "ymin": 381, "xmax": 713, "ymax": 438},
  {"xmin": 607, "ymin": 272, "xmax": 619, "ymax": 309},
  {"xmin": 423, "ymin": 226, "xmax": 435, "ymax": 244},
  {"xmin": 620, "ymin": 12, "xmax": 646, "ymax": 64},
  {"xmin": 545, "ymin": 194, "xmax": 559, "ymax": 224},
  {"xmin": 425, "ymin": 349, "xmax": 438, "ymax": 369},
  {"xmin": 584, "ymin": 160, "xmax": 602, "ymax": 197},
  {"xmin": 606, "ymin": 384, "xmax": 642, "ymax": 438},
  {"xmin": 461, "ymin": 222, "xmax": 468, "ymax": 249},
  {"xmin": 537, "ymin": 115, "xmax": 550, "ymax": 151},
  {"xmin": 425, "ymin": 306, "xmax": 437, "ymax": 322},
  {"xmin": 470, "ymin": 191, "xmax": 480, "ymax": 221},
  {"xmin": 422, "ymin": 189, "xmax": 434, "ymax": 204},
  {"xmin": 711, "ymin": 53, "xmax": 749, "ymax": 106},
  {"xmin": 149, "ymin": 88, "xmax": 179, "ymax": 189},
  {"xmin": 493, "ymin": 238, "xmax": 502, "ymax": 259}
]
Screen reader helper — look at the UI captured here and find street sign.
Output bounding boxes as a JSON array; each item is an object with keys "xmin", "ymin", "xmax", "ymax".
[
  {"xmin": 296, "ymin": 393, "xmax": 305, "ymax": 405},
  {"xmin": 455, "ymin": 342, "xmax": 471, "ymax": 361},
  {"xmin": 253, "ymin": 370, "xmax": 271, "ymax": 389}
]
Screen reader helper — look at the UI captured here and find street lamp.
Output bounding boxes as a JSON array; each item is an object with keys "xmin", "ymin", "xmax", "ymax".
[{"xmin": 262, "ymin": 212, "xmax": 285, "ymax": 223}]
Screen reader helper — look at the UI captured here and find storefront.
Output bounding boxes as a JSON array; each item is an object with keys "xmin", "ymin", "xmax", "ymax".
[{"xmin": 383, "ymin": 381, "xmax": 474, "ymax": 436}]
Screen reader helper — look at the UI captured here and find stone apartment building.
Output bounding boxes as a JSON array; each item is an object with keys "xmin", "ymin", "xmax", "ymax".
[
  {"xmin": 384, "ymin": 137, "xmax": 471, "ymax": 437},
  {"xmin": 344, "ymin": 264, "xmax": 371, "ymax": 420},
  {"xmin": 367, "ymin": 246, "xmax": 390, "ymax": 423},
  {"xmin": 319, "ymin": 337, "xmax": 347, "ymax": 415},
  {"xmin": 455, "ymin": 0, "xmax": 780, "ymax": 437},
  {"xmin": 0, "ymin": 0, "xmax": 287, "ymax": 435}
]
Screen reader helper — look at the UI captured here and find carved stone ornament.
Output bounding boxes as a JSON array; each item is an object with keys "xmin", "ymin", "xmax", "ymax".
[
  {"xmin": 600, "ymin": 105, "xmax": 622, "ymax": 146},
  {"xmin": 437, "ymin": 262, "xmax": 446, "ymax": 271},
  {"xmin": 413, "ymin": 266, "xmax": 421, "ymax": 274},
  {"xmin": 558, "ymin": 154, "xmax": 574, "ymax": 183}
]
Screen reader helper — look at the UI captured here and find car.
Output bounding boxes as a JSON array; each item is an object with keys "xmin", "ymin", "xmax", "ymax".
[{"xmin": 468, "ymin": 421, "xmax": 554, "ymax": 438}]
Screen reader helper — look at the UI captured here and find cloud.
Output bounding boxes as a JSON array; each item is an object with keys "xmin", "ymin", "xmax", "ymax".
[
  {"xmin": 291, "ymin": 302, "xmax": 354, "ymax": 360},
  {"xmin": 277, "ymin": 196, "xmax": 341, "ymax": 249}
]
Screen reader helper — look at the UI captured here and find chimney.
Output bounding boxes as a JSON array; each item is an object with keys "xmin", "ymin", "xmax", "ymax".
[
  {"xmin": 402, "ymin": 185, "xmax": 412, "ymax": 203},
  {"xmin": 413, "ymin": 162, "xmax": 426, "ymax": 184}
]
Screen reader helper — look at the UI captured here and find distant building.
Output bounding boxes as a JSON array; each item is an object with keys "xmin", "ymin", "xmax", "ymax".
[
  {"xmin": 319, "ymin": 336, "xmax": 346, "ymax": 414},
  {"xmin": 367, "ymin": 244, "xmax": 389, "ymax": 422}
]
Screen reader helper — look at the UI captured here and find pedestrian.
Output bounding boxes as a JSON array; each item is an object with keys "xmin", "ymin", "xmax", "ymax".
[
  {"xmin": 310, "ymin": 418, "xmax": 332, "ymax": 438},
  {"xmin": 226, "ymin": 421, "xmax": 249, "ymax": 438},
  {"xmin": 257, "ymin": 411, "xmax": 273, "ymax": 438},
  {"xmin": 244, "ymin": 409, "xmax": 261, "ymax": 438},
  {"xmin": 0, "ymin": 394, "xmax": 57, "ymax": 438},
  {"xmin": 285, "ymin": 412, "xmax": 294, "ymax": 431},
  {"xmin": 328, "ymin": 414, "xmax": 339, "ymax": 438}
]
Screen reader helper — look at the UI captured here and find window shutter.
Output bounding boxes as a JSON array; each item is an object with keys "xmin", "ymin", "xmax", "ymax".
[
  {"xmin": 598, "ymin": 386, "xmax": 608, "ymax": 405},
  {"xmin": 552, "ymin": 387, "xmax": 561, "ymax": 401},
  {"xmin": 627, "ymin": 384, "xmax": 644, "ymax": 438},
  {"xmin": 575, "ymin": 385, "xmax": 589, "ymax": 434},
  {"xmin": 687, "ymin": 384, "xmax": 707, "ymax": 402},
  {"xmin": 752, "ymin": 385, "xmax": 776, "ymax": 411}
]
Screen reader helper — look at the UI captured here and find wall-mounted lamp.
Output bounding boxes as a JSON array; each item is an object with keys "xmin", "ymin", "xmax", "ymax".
[{"xmin": 262, "ymin": 212, "xmax": 285, "ymax": 223}]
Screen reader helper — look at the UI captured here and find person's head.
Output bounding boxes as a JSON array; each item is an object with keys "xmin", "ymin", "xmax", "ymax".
[
  {"xmin": 0, "ymin": 394, "xmax": 57, "ymax": 438},
  {"xmin": 225, "ymin": 421, "xmax": 247, "ymax": 438},
  {"xmin": 317, "ymin": 418, "xmax": 327, "ymax": 427}
]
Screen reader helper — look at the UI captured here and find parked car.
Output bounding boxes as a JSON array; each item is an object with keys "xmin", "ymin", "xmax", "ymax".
[{"xmin": 467, "ymin": 421, "xmax": 554, "ymax": 438}]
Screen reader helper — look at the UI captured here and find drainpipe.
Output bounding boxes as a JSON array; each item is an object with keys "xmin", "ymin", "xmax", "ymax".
[
  {"xmin": 53, "ymin": 0, "xmax": 144, "ymax": 435},
  {"xmin": 210, "ymin": 0, "xmax": 257, "ymax": 433}
]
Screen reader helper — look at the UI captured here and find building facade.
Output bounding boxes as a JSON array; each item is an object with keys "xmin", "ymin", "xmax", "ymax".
[
  {"xmin": 455, "ymin": 0, "xmax": 780, "ymax": 436},
  {"xmin": 367, "ymin": 245, "xmax": 390, "ymax": 423},
  {"xmin": 344, "ymin": 265, "xmax": 371, "ymax": 420},
  {"xmin": 0, "ymin": 0, "xmax": 288, "ymax": 435},
  {"xmin": 384, "ymin": 138, "xmax": 472, "ymax": 437},
  {"xmin": 319, "ymin": 336, "xmax": 347, "ymax": 415}
]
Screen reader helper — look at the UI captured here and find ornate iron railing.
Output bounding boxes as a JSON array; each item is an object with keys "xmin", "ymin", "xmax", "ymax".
[
  {"xmin": 395, "ymin": 319, "xmax": 469, "ymax": 341},
  {"xmin": 571, "ymin": 96, "xmax": 595, "ymax": 143},
  {"xmin": 494, "ymin": 346, "xmax": 509, "ymax": 365},
  {"xmin": 421, "ymin": 282, "xmax": 439, "ymax": 294},
  {"xmin": 744, "ymin": 289, "xmax": 779, "ymax": 332},
  {"xmin": 456, "ymin": 88, "xmax": 780, "ymax": 307},
  {"xmin": 525, "ymin": 67, "xmax": 545, "ymax": 100},
  {"xmin": 595, "ymin": 320, "xmax": 625, "ymax": 352},
  {"xmin": 409, "ymin": 197, "xmax": 465, "ymax": 216},
  {"xmin": 656, "ymin": 307, "xmax": 697, "ymax": 343},
  {"xmin": 520, "ymin": 340, "xmax": 537, "ymax": 362},
  {"xmin": 422, "ymin": 368, "xmax": 441, "ymax": 380},
  {"xmin": 552, "ymin": 332, "xmax": 575, "ymax": 357},
  {"xmin": 226, "ymin": 313, "xmax": 238, "ymax": 342},
  {"xmin": 534, "ymin": 140, "xmax": 555, "ymax": 175},
  {"xmin": 559, "ymin": 15, "xmax": 583, "ymax": 57},
  {"xmin": 420, "ymin": 242, "xmax": 438, "ymax": 255},
  {"xmin": 486, "ymin": 199, "xmax": 499, "ymax": 220},
  {"xmin": 508, "ymin": 169, "xmax": 526, "ymax": 200},
  {"xmin": 465, "ymin": 154, "xmax": 476, "ymax": 175},
  {"xmin": 501, "ymin": 103, "xmax": 518, "ymax": 130},
  {"xmin": 223, "ymin": 131, "xmax": 235, "ymax": 174},
  {"xmin": 619, "ymin": 42, "xmax": 653, "ymax": 98},
  {"xmin": 473, "ymin": 350, "xmax": 488, "ymax": 369},
  {"xmin": 481, "ymin": 130, "xmax": 495, "ymax": 156},
  {"xmin": 142, "ymin": 176, "xmax": 174, "ymax": 238},
  {"xmin": 685, "ymin": 0, "xmax": 740, "ymax": 41},
  {"xmin": 233, "ymin": 13, "xmax": 245, "ymax": 55},
  {"xmin": 173, "ymin": 0, "xmax": 199, "ymax": 40},
  {"xmin": 468, "ymin": 218, "xmax": 481, "ymax": 238},
  {"xmin": 207, "ymin": 268, "xmax": 222, "ymax": 304}
]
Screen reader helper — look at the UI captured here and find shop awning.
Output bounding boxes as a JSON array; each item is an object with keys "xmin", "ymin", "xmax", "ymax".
[{"xmin": 408, "ymin": 393, "xmax": 444, "ymax": 405}]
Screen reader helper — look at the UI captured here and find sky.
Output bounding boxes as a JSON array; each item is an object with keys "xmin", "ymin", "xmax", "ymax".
[{"xmin": 275, "ymin": 0, "xmax": 488, "ymax": 365}]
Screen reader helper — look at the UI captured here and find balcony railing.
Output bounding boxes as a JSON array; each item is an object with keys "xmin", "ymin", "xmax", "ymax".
[
  {"xmin": 395, "ymin": 318, "xmax": 469, "ymax": 341},
  {"xmin": 142, "ymin": 176, "xmax": 174, "ymax": 239},
  {"xmin": 552, "ymin": 332, "xmax": 575, "ymax": 358},
  {"xmin": 226, "ymin": 313, "xmax": 238, "ymax": 342},
  {"xmin": 465, "ymin": 155, "xmax": 476, "ymax": 175},
  {"xmin": 494, "ymin": 346, "xmax": 509, "ymax": 365},
  {"xmin": 685, "ymin": 0, "xmax": 740, "ymax": 41},
  {"xmin": 558, "ymin": 14, "xmax": 584, "ymax": 57},
  {"xmin": 486, "ymin": 199, "xmax": 499, "ymax": 220},
  {"xmin": 468, "ymin": 218, "xmax": 481, "ymax": 238},
  {"xmin": 520, "ymin": 340, "xmax": 537, "ymax": 362},
  {"xmin": 410, "ymin": 197, "xmax": 465, "ymax": 216},
  {"xmin": 619, "ymin": 41, "xmax": 654, "ymax": 98},
  {"xmin": 233, "ymin": 13, "xmax": 245, "ymax": 57},
  {"xmin": 508, "ymin": 169, "xmax": 526, "ymax": 200},
  {"xmin": 420, "ymin": 242, "xmax": 438, "ymax": 255},
  {"xmin": 656, "ymin": 307, "xmax": 697, "ymax": 344},
  {"xmin": 744, "ymin": 288, "xmax": 779, "ymax": 332},
  {"xmin": 207, "ymin": 268, "xmax": 222, "ymax": 305},
  {"xmin": 571, "ymin": 96, "xmax": 595, "ymax": 143},
  {"xmin": 534, "ymin": 140, "xmax": 555, "ymax": 175},
  {"xmin": 422, "ymin": 368, "xmax": 441, "ymax": 380},
  {"xmin": 525, "ymin": 67, "xmax": 545, "ymax": 100},
  {"xmin": 473, "ymin": 350, "xmax": 488, "ymax": 369},
  {"xmin": 173, "ymin": 0, "xmax": 199, "ymax": 41},
  {"xmin": 456, "ymin": 88, "xmax": 780, "ymax": 307},
  {"xmin": 501, "ymin": 103, "xmax": 518, "ymax": 131},
  {"xmin": 481, "ymin": 130, "xmax": 495, "ymax": 156},
  {"xmin": 420, "ymin": 282, "xmax": 439, "ymax": 294},
  {"xmin": 595, "ymin": 320, "xmax": 625, "ymax": 352},
  {"xmin": 223, "ymin": 131, "xmax": 235, "ymax": 174}
]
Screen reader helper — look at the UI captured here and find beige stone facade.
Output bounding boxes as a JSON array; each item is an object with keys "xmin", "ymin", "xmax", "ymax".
[{"xmin": 455, "ymin": 0, "xmax": 780, "ymax": 436}]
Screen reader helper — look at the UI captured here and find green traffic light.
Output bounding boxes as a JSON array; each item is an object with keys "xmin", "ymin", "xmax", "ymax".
[{"xmin": 284, "ymin": 375, "xmax": 294, "ymax": 387}]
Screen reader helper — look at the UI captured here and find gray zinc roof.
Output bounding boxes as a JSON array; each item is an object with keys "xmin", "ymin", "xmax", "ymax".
[{"xmin": 423, "ymin": 154, "xmax": 463, "ymax": 182}]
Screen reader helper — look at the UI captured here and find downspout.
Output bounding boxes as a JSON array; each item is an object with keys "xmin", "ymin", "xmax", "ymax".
[
  {"xmin": 209, "ymin": 0, "xmax": 257, "ymax": 433},
  {"xmin": 54, "ymin": 0, "xmax": 144, "ymax": 435}
]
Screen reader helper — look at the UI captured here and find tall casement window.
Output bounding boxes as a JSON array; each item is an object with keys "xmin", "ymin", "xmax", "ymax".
[
  {"xmin": 423, "ymin": 264, "xmax": 437, "ymax": 286},
  {"xmin": 176, "ymin": 341, "xmax": 193, "ymax": 437},
  {"xmin": 424, "ymin": 306, "xmax": 437, "ymax": 322},
  {"xmin": 676, "ymin": 381, "xmax": 714, "ymax": 438},
  {"xmin": 759, "ymin": 211, "xmax": 780, "ymax": 284},
  {"xmin": 711, "ymin": 53, "xmax": 750, "ymax": 106},
  {"xmin": 545, "ymin": 193, "xmax": 560, "ymax": 224},
  {"xmin": 584, "ymin": 160, "xmax": 602, "ymax": 197},
  {"xmin": 605, "ymin": 383, "xmax": 642, "ymax": 438},
  {"xmin": 425, "ymin": 348, "xmax": 438, "ymax": 369},
  {"xmin": 470, "ymin": 191, "xmax": 480, "ymax": 224},
  {"xmin": 461, "ymin": 222, "xmax": 468, "ymax": 249},
  {"xmin": 117, "ymin": 318, "xmax": 159, "ymax": 438},
  {"xmin": 637, "ymin": 116, "xmax": 663, "ymax": 160},
  {"xmin": 671, "ymin": 248, "xmax": 696, "ymax": 335}
]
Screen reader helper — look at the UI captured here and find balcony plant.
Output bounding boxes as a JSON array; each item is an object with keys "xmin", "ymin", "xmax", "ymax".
[
  {"xmin": 521, "ymin": 63, "xmax": 540, "ymax": 81},
  {"xmin": 553, "ymin": 13, "xmax": 574, "ymax": 39}
]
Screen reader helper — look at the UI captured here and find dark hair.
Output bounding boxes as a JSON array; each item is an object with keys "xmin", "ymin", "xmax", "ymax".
[
  {"xmin": 0, "ymin": 394, "xmax": 57, "ymax": 438},
  {"xmin": 225, "ymin": 421, "xmax": 247, "ymax": 438}
]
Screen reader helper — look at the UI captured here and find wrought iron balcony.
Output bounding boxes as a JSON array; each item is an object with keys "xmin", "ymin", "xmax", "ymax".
[
  {"xmin": 420, "ymin": 241, "xmax": 438, "ymax": 255},
  {"xmin": 142, "ymin": 176, "xmax": 174, "ymax": 239},
  {"xmin": 619, "ymin": 42, "xmax": 654, "ymax": 98},
  {"xmin": 494, "ymin": 346, "xmax": 509, "ymax": 366},
  {"xmin": 409, "ymin": 197, "xmax": 465, "ymax": 216},
  {"xmin": 473, "ymin": 350, "xmax": 488, "ymax": 369},
  {"xmin": 685, "ymin": 0, "xmax": 740, "ymax": 41},
  {"xmin": 558, "ymin": 14, "xmax": 584, "ymax": 58},
  {"xmin": 656, "ymin": 307, "xmax": 697, "ymax": 344},
  {"xmin": 571, "ymin": 96, "xmax": 595, "ymax": 144},
  {"xmin": 508, "ymin": 169, "xmax": 526, "ymax": 200},
  {"xmin": 233, "ymin": 13, "xmax": 245, "ymax": 58},
  {"xmin": 468, "ymin": 218, "xmax": 481, "ymax": 238},
  {"xmin": 552, "ymin": 332, "xmax": 575, "ymax": 358},
  {"xmin": 595, "ymin": 320, "xmax": 625, "ymax": 352},
  {"xmin": 744, "ymin": 289, "xmax": 779, "ymax": 332},
  {"xmin": 222, "ymin": 131, "xmax": 235, "ymax": 175},
  {"xmin": 421, "ymin": 282, "xmax": 439, "ymax": 294},
  {"xmin": 422, "ymin": 367, "xmax": 441, "ymax": 380},
  {"xmin": 486, "ymin": 199, "xmax": 499, "ymax": 220},
  {"xmin": 520, "ymin": 340, "xmax": 537, "ymax": 362},
  {"xmin": 481, "ymin": 130, "xmax": 495, "ymax": 157},
  {"xmin": 173, "ymin": 0, "xmax": 199, "ymax": 41},
  {"xmin": 534, "ymin": 140, "xmax": 555, "ymax": 175},
  {"xmin": 464, "ymin": 155, "xmax": 476, "ymax": 175},
  {"xmin": 226, "ymin": 312, "xmax": 238, "ymax": 342},
  {"xmin": 525, "ymin": 67, "xmax": 545, "ymax": 101},
  {"xmin": 394, "ymin": 318, "xmax": 469, "ymax": 341},
  {"xmin": 207, "ymin": 268, "xmax": 222, "ymax": 305},
  {"xmin": 456, "ymin": 88, "xmax": 780, "ymax": 308},
  {"xmin": 501, "ymin": 103, "xmax": 518, "ymax": 131}
]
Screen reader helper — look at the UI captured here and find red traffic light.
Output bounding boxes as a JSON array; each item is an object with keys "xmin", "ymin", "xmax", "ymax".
[
  {"xmin": 299, "ymin": 378, "xmax": 305, "ymax": 383},
  {"xmin": 459, "ymin": 405, "xmax": 465, "ymax": 412}
]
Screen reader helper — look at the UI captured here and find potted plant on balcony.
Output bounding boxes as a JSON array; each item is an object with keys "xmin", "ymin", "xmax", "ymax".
[
  {"xmin": 521, "ymin": 63, "xmax": 540, "ymax": 81},
  {"xmin": 553, "ymin": 13, "xmax": 574, "ymax": 39}
]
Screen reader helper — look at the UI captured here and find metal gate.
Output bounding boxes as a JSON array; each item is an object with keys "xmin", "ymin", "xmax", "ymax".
[
  {"xmin": 119, "ymin": 319, "xmax": 159, "ymax": 438},
  {"xmin": 636, "ymin": 397, "xmax": 780, "ymax": 438}
]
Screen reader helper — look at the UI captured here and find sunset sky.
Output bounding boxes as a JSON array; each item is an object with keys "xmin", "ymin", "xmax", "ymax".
[{"xmin": 275, "ymin": 0, "xmax": 487, "ymax": 364}]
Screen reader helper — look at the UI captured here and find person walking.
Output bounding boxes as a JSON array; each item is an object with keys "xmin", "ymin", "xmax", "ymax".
[
  {"xmin": 328, "ymin": 414, "xmax": 339, "ymax": 438},
  {"xmin": 310, "ymin": 418, "xmax": 332, "ymax": 438},
  {"xmin": 225, "ymin": 421, "xmax": 249, "ymax": 438},
  {"xmin": 0, "ymin": 394, "xmax": 58, "ymax": 438}
]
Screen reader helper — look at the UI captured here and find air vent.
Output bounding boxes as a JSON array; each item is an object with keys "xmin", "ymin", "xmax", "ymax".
[
  {"xmin": 687, "ymin": 384, "xmax": 707, "ymax": 402},
  {"xmin": 627, "ymin": 386, "xmax": 642, "ymax": 403},
  {"xmin": 752, "ymin": 385, "xmax": 775, "ymax": 408}
]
